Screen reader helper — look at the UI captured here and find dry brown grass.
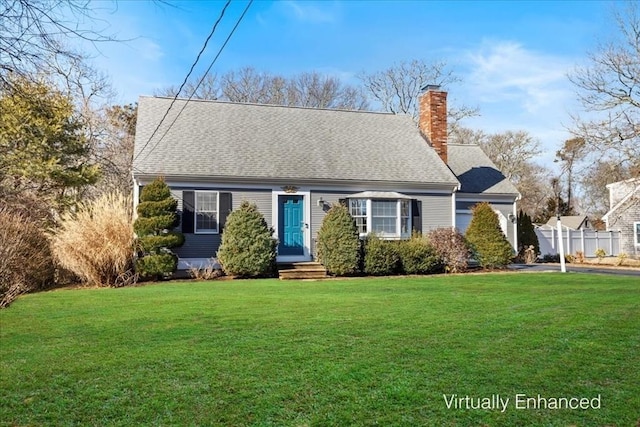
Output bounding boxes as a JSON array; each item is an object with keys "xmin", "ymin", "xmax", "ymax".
[
  {"xmin": 0, "ymin": 207, "xmax": 54, "ymax": 307},
  {"xmin": 187, "ymin": 260, "xmax": 222, "ymax": 280},
  {"xmin": 581, "ymin": 256, "xmax": 640, "ymax": 268},
  {"xmin": 51, "ymin": 192, "xmax": 137, "ymax": 287}
]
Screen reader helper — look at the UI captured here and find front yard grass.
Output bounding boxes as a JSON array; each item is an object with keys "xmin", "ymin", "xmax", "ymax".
[{"xmin": 1, "ymin": 273, "xmax": 639, "ymax": 426}]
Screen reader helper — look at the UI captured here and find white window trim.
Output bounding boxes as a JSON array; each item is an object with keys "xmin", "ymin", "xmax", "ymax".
[
  {"xmin": 349, "ymin": 199, "xmax": 368, "ymax": 235},
  {"xmin": 634, "ymin": 221, "xmax": 640, "ymax": 246},
  {"xmin": 194, "ymin": 190, "xmax": 219, "ymax": 234},
  {"xmin": 350, "ymin": 198, "xmax": 412, "ymax": 239}
]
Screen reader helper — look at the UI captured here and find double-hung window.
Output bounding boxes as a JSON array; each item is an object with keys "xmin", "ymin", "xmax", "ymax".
[
  {"xmin": 195, "ymin": 191, "xmax": 219, "ymax": 233},
  {"xmin": 349, "ymin": 198, "xmax": 412, "ymax": 239},
  {"xmin": 635, "ymin": 222, "xmax": 640, "ymax": 246},
  {"xmin": 349, "ymin": 199, "xmax": 367, "ymax": 234},
  {"xmin": 372, "ymin": 200, "xmax": 397, "ymax": 234}
]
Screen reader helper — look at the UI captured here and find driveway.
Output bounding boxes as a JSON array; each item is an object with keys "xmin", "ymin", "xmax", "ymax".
[{"xmin": 509, "ymin": 263, "xmax": 640, "ymax": 277}]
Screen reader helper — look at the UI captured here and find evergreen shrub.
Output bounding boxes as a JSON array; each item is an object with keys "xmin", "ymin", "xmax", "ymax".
[
  {"xmin": 397, "ymin": 235, "xmax": 443, "ymax": 275},
  {"xmin": 217, "ymin": 201, "xmax": 276, "ymax": 277},
  {"xmin": 316, "ymin": 204, "xmax": 360, "ymax": 276},
  {"xmin": 133, "ymin": 177, "xmax": 183, "ymax": 279},
  {"xmin": 465, "ymin": 202, "xmax": 514, "ymax": 269},
  {"xmin": 363, "ymin": 235, "xmax": 400, "ymax": 276},
  {"xmin": 517, "ymin": 211, "xmax": 539, "ymax": 259}
]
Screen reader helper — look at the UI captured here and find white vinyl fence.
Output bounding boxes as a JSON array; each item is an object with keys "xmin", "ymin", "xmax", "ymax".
[{"xmin": 535, "ymin": 228, "xmax": 621, "ymax": 257}]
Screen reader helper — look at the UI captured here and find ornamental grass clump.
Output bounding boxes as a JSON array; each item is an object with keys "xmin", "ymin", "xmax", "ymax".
[
  {"xmin": 133, "ymin": 177, "xmax": 184, "ymax": 279},
  {"xmin": 217, "ymin": 201, "xmax": 277, "ymax": 277},
  {"xmin": 465, "ymin": 202, "xmax": 513, "ymax": 269},
  {"xmin": 52, "ymin": 191, "xmax": 136, "ymax": 287},
  {"xmin": 0, "ymin": 207, "xmax": 54, "ymax": 307},
  {"xmin": 316, "ymin": 204, "xmax": 361, "ymax": 276}
]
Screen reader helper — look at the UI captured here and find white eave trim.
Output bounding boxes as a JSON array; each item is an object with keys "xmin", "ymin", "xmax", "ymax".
[{"xmin": 346, "ymin": 191, "xmax": 412, "ymax": 199}]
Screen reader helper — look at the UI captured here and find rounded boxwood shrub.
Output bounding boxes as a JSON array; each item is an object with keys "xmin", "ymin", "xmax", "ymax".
[
  {"xmin": 465, "ymin": 202, "xmax": 513, "ymax": 269},
  {"xmin": 316, "ymin": 204, "xmax": 360, "ymax": 276},
  {"xmin": 217, "ymin": 201, "xmax": 276, "ymax": 277},
  {"xmin": 363, "ymin": 234, "xmax": 400, "ymax": 276},
  {"xmin": 133, "ymin": 177, "xmax": 183, "ymax": 279},
  {"xmin": 397, "ymin": 235, "xmax": 443, "ymax": 275}
]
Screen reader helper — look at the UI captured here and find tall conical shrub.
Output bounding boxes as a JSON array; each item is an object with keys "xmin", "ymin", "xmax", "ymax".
[
  {"xmin": 217, "ymin": 201, "xmax": 276, "ymax": 277},
  {"xmin": 465, "ymin": 202, "xmax": 513, "ymax": 269},
  {"xmin": 316, "ymin": 204, "xmax": 360, "ymax": 276},
  {"xmin": 517, "ymin": 210, "xmax": 539, "ymax": 256},
  {"xmin": 133, "ymin": 177, "xmax": 184, "ymax": 279}
]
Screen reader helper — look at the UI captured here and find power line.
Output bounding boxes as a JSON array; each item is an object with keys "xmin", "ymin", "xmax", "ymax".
[
  {"xmin": 137, "ymin": 0, "xmax": 254, "ymax": 163},
  {"xmin": 133, "ymin": 0, "xmax": 232, "ymax": 162}
]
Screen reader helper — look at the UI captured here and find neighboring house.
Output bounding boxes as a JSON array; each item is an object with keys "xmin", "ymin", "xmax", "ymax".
[
  {"xmin": 602, "ymin": 177, "xmax": 640, "ymax": 257},
  {"xmin": 541, "ymin": 215, "xmax": 592, "ymax": 231},
  {"xmin": 132, "ymin": 87, "xmax": 519, "ymax": 268}
]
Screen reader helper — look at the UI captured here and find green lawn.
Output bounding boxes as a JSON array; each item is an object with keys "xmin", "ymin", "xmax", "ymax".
[{"xmin": 1, "ymin": 273, "xmax": 639, "ymax": 426}]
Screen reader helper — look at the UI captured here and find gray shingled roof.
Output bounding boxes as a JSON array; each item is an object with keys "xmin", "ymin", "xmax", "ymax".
[
  {"xmin": 447, "ymin": 144, "xmax": 520, "ymax": 195},
  {"xmin": 133, "ymin": 97, "xmax": 459, "ymax": 186},
  {"xmin": 544, "ymin": 215, "xmax": 589, "ymax": 230}
]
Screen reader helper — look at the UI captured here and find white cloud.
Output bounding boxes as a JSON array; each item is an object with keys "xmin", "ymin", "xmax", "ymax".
[
  {"xmin": 455, "ymin": 40, "xmax": 582, "ymax": 163},
  {"xmin": 280, "ymin": 1, "xmax": 339, "ymax": 23},
  {"xmin": 464, "ymin": 40, "xmax": 573, "ymax": 114},
  {"xmin": 135, "ymin": 38, "xmax": 164, "ymax": 62}
]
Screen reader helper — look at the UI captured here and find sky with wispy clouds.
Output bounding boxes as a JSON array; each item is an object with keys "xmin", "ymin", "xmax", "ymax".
[{"xmin": 82, "ymin": 0, "xmax": 614, "ymax": 165}]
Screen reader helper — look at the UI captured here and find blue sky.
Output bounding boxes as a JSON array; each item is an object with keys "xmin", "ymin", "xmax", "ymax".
[{"xmin": 85, "ymin": 0, "xmax": 615, "ymax": 164}]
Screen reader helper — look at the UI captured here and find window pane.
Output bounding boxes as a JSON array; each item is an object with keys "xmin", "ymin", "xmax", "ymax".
[
  {"xmin": 195, "ymin": 192, "xmax": 218, "ymax": 232},
  {"xmin": 371, "ymin": 200, "xmax": 397, "ymax": 234},
  {"xmin": 401, "ymin": 200, "xmax": 410, "ymax": 217},
  {"xmin": 372, "ymin": 200, "xmax": 396, "ymax": 216},
  {"xmin": 196, "ymin": 192, "xmax": 217, "ymax": 212},
  {"xmin": 355, "ymin": 217, "xmax": 367, "ymax": 234},
  {"xmin": 349, "ymin": 198, "xmax": 367, "ymax": 217},
  {"xmin": 401, "ymin": 217, "xmax": 410, "ymax": 234},
  {"xmin": 372, "ymin": 217, "xmax": 396, "ymax": 234}
]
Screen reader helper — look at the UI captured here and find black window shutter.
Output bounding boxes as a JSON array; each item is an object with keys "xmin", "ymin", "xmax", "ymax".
[
  {"xmin": 219, "ymin": 192, "xmax": 232, "ymax": 232},
  {"xmin": 411, "ymin": 199, "xmax": 422, "ymax": 235},
  {"xmin": 182, "ymin": 191, "xmax": 195, "ymax": 233},
  {"xmin": 338, "ymin": 198, "xmax": 347, "ymax": 207}
]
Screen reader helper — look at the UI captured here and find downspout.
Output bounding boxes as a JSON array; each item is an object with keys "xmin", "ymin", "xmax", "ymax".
[
  {"xmin": 451, "ymin": 185, "xmax": 458, "ymax": 229},
  {"xmin": 132, "ymin": 175, "xmax": 140, "ymax": 221}
]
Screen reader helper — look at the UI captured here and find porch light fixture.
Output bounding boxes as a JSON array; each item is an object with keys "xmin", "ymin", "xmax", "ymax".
[{"xmin": 317, "ymin": 197, "xmax": 324, "ymax": 207}]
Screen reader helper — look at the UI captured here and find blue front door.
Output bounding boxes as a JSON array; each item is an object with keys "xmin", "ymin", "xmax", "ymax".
[{"xmin": 278, "ymin": 195, "xmax": 304, "ymax": 256}]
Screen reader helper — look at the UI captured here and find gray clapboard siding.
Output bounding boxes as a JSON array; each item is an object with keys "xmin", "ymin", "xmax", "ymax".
[
  {"xmin": 419, "ymin": 193, "xmax": 453, "ymax": 232},
  {"xmin": 310, "ymin": 191, "xmax": 353, "ymax": 257},
  {"xmin": 171, "ymin": 188, "xmax": 272, "ymax": 259},
  {"xmin": 492, "ymin": 203, "xmax": 516, "ymax": 249},
  {"xmin": 231, "ymin": 190, "xmax": 272, "ymax": 225}
]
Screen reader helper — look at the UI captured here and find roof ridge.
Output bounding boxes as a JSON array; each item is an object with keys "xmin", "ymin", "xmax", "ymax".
[{"xmin": 138, "ymin": 95, "xmax": 396, "ymax": 116}]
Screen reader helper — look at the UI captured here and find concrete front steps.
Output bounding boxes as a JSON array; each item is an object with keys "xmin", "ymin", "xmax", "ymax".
[{"xmin": 278, "ymin": 262, "xmax": 327, "ymax": 280}]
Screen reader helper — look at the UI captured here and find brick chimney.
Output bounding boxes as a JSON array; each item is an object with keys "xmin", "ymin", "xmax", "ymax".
[{"xmin": 419, "ymin": 85, "xmax": 448, "ymax": 164}]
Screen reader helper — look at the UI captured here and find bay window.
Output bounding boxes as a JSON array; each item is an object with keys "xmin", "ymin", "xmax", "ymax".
[{"xmin": 348, "ymin": 198, "xmax": 412, "ymax": 238}]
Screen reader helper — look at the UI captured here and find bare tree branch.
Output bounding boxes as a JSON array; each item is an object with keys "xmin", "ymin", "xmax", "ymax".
[{"xmin": 358, "ymin": 59, "xmax": 479, "ymax": 129}]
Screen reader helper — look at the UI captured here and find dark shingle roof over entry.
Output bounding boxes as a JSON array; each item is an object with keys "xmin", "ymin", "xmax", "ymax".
[
  {"xmin": 133, "ymin": 97, "xmax": 459, "ymax": 186},
  {"xmin": 447, "ymin": 144, "xmax": 520, "ymax": 195}
]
